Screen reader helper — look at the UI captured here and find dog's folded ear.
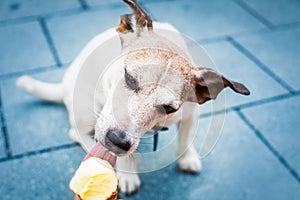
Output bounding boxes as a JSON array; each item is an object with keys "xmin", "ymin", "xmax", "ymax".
[{"xmin": 189, "ymin": 68, "xmax": 250, "ymax": 104}]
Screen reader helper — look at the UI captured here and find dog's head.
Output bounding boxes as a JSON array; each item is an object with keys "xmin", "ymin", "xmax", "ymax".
[{"xmin": 94, "ymin": 0, "xmax": 250, "ymax": 156}]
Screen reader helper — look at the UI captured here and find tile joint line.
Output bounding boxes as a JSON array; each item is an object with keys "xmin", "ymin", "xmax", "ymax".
[
  {"xmin": 0, "ymin": 87, "xmax": 12, "ymax": 158},
  {"xmin": 38, "ymin": 17, "xmax": 62, "ymax": 68},
  {"xmin": 200, "ymin": 90, "xmax": 300, "ymax": 119},
  {"xmin": 226, "ymin": 36, "xmax": 296, "ymax": 94},
  {"xmin": 233, "ymin": 0, "xmax": 275, "ymax": 29},
  {"xmin": 235, "ymin": 108, "xmax": 300, "ymax": 184},
  {"xmin": 77, "ymin": 0, "xmax": 90, "ymax": 10},
  {"xmin": 0, "ymin": 143, "xmax": 78, "ymax": 163}
]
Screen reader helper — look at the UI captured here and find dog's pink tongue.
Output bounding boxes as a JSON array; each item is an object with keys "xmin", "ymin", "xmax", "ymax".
[{"xmin": 82, "ymin": 142, "xmax": 116, "ymax": 166}]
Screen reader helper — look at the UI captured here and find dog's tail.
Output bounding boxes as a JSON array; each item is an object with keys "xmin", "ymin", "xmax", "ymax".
[{"xmin": 16, "ymin": 76, "xmax": 64, "ymax": 103}]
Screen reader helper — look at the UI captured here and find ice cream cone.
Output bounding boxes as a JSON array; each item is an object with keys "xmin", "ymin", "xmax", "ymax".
[
  {"xmin": 70, "ymin": 142, "xmax": 118, "ymax": 200},
  {"xmin": 73, "ymin": 183, "xmax": 118, "ymax": 200}
]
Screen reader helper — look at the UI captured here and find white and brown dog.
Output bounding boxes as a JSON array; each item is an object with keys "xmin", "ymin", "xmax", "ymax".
[{"xmin": 16, "ymin": 0, "xmax": 249, "ymax": 195}]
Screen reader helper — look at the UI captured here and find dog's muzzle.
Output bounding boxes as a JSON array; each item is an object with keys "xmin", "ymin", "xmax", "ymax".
[{"xmin": 104, "ymin": 128, "xmax": 132, "ymax": 155}]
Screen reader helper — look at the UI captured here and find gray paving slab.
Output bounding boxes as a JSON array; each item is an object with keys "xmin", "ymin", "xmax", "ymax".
[
  {"xmin": 86, "ymin": 0, "xmax": 121, "ymax": 6},
  {"xmin": 241, "ymin": 95, "xmax": 300, "ymax": 174},
  {"xmin": 1, "ymin": 69, "xmax": 73, "ymax": 155},
  {"xmin": 137, "ymin": 132, "xmax": 153, "ymax": 153},
  {"xmin": 137, "ymin": 126, "xmax": 178, "ymax": 153},
  {"xmin": 47, "ymin": 6, "xmax": 130, "ymax": 64},
  {"xmin": 0, "ymin": 0, "xmax": 299, "ymax": 199},
  {"xmin": 0, "ymin": 146, "xmax": 85, "ymax": 200},
  {"xmin": 198, "ymin": 41, "xmax": 288, "ymax": 114},
  {"xmin": 236, "ymin": 27, "xmax": 300, "ymax": 91},
  {"xmin": 123, "ymin": 112, "xmax": 300, "ymax": 200},
  {"xmin": 0, "ymin": 0, "xmax": 80, "ymax": 21},
  {"xmin": 145, "ymin": 0, "xmax": 266, "ymax": 40},
  {"xmin": 86, "ymin": 0, "xmax": 168, "ymax": 7},
  {"xmin": 0, "ymin": 120, "xmax": 6, "ymax": 158},
  {"xmin": 0, "ymin": 22, "xmax": 55, "ymax": 75},
  {"xmin": 243, "ymin": 0, "xmax": 300, "ymax": 25},
  {"xmin": 156, "ymin": 125, "xmax": 179, "ymax": 151}
]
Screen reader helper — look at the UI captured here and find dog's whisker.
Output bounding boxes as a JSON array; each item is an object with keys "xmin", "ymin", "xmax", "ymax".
[
  {"xmin": 87, "ymin": 107, "xmax": 105, "ymax": 120},
  {"xmin": 84, "ymin": 124, "xmax": 94, "ymax": 128},
  {"xmin": 128, "ymin": 154, "xmax": 136, "ymax": 167}
]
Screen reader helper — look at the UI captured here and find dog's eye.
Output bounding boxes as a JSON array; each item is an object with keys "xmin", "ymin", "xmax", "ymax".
[
  {"xmin": 162, "ymin": 105, "xmax": 177, "ymax": 115},
  {"xmin": 124, "ymin": 68, "xmax": 139, "ymax": 92}
]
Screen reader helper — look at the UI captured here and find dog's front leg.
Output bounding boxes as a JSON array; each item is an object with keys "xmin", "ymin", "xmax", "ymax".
[
  {"xmin": 177, "ymin": 103, "xmax": 202, "ymax": 173},
  {"xmin": 116, "ymin": 155, "xmax": 141, "ymax": 195}
]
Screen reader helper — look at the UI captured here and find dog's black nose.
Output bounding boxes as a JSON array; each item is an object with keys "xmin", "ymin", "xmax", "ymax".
[{"xmin": 105, "ymin": 129, "xmax": 131, "ymax": 152}]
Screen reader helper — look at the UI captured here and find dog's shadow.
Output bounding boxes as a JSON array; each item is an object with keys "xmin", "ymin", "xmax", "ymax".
[{"xmin": 119, "ymin": 163, "xmax": 203, "ymax": 199}]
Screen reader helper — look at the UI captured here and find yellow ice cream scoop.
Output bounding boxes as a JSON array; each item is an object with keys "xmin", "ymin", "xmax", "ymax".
[{"xmin": 69, "ymin": 157, "xmax": 118, "ymax": 200}]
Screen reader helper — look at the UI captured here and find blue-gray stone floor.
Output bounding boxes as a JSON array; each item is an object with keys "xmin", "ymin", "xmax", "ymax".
[{"xmin": 0, "ymin": 0, "xmax": 299, "ymax": 199}]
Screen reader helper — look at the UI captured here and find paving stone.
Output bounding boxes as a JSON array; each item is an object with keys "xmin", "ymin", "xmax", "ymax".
[
  {"xmin": 123, "ymin": 112, "xmax": 300, "ymax": 200},
  {"xmin": 0, "ymin": 120, "xmax": 6, "ymax": 158},
  {"xmin": 236, "ymin": 27, "xmax": 300, "ymax": 91},
  {"xmin": 0, "ymin": 146, "xmax": 85, "ymax": 200},
  {"xmin": 136, "ymin": 125, "xmax": 181, "ymax": 173},
  {"xmin": 86, "ymin": 0, "xmax": 167, "ymax": 7},
  {"xmin": 86, "ymin": 0, "xmax": 121, "ymax": 6},
  {"xmin": 0, "ymin": 0, "xmax": 299, "ymax": 199},
  {"xmin": 136, "ymin": 127, "xmax": 178, "ymax": 154},
  {"xmin": 145, "ymin": 0, "xmax": 265, "ymax": 40},
  {"xmin": 0, "ymin": 22, "xmax": 55, "ymax": 75},
  {"xmin": 0, "ymin": 0, "xmax": 80, "ymax": 21},
  {"xmin": 198, "ymin": 41, "xmax": 288, "ymax": 114},
  {"xmin": 243, "ymin": 0, "xmax": 300, "ymax": 25},
  {"xmin": 137, "ymin": 132, "xmax": 154, "ymax": 153},
  {"xmin": 47, "ymin": 6, "xmax": 130, "ymax": 64},
  {"xmin": 1, "ymin": 69, "xmax": 73, "ymax": 155},
  {"xmin": 241, "ymin": 95, "xmax": 300, "ymax": 174}
]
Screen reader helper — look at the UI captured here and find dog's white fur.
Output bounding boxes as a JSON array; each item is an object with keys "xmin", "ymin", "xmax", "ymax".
[{"xmin": 16, "ymin": 22, "xmax": 203, "ymax": 194}]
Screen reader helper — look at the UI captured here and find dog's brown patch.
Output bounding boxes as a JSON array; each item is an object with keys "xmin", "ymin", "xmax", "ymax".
[
  {"xmin": 116, "ymin": 0, "xmax": 153, "ymax": 36},
  {"xmin": 116, "ymin": 14, "xmax": 134, "ymax": 33}
]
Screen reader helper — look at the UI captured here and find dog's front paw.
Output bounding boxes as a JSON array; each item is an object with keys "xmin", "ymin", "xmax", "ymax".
[
  {"xmin": 178, "ymin": 147, "xmax": 202, "ymax": 173},
  {"xmin": 117, "ymin": 172, "xmax": 141, "ymax": 195}
]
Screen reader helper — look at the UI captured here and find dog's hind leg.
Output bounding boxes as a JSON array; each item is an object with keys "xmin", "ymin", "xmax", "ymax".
[{"xmin": 16, "ymin": 75, "xmax": 63, "ymax": 103}]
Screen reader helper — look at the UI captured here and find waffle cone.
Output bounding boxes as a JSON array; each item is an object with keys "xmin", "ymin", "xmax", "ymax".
[{"xmin": 106, "ymin": 182, "xmax": 118, "ymax": 200}]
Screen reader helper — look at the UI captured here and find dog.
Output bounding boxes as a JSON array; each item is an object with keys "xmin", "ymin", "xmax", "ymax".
[{"xmin": 16, "ymin": 0, "xmax": 250, "ymax": 195}]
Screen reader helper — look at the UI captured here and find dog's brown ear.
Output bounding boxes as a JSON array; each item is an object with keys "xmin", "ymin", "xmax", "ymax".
[
  {"xmin": 191, "ymin": 68, "xmax": 250, "ymax": 104},
  {"xmin": 116, "ymin": 0, "xmax": 153, "ymax": 47},
  {"xmin": 116, "ymin": 0, "xmax": 153, "ymax": 35}
]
